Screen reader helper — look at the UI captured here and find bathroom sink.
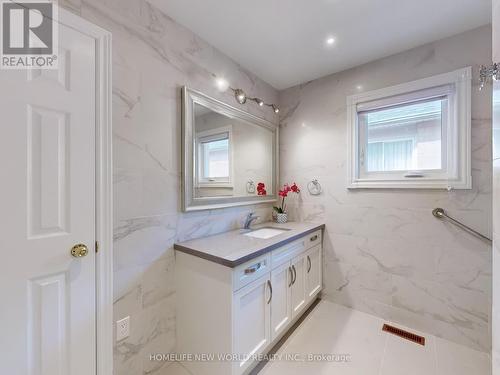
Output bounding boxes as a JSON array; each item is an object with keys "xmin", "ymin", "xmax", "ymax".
[{"xmin": 243, "ymin": 227, "xmax": 290, "ymax": 239}]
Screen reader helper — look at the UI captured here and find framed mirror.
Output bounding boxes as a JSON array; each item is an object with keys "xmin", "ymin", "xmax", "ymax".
[{"xmin": 182, "ymin": 86, "xmax": 278, "ymax": 211}]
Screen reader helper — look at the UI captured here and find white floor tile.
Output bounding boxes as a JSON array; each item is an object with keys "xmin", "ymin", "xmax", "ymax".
[
  {"xmin": 435, "ymin": 336, "xmax": 491, "ymax": 375},
  {"xmin": 379, "ymin": 324, "xmax": 437, "ymax": 375},
  {"xmin": 164, "ymin": 362, "xmax": 193, "ymax": 375},
  {"xmin": 260, "ymin": 301, "xmax": 387, "ymax": 375},
  {"xmin": 258, "ymin": 300, "xmax": 491, "ymax": 375}
]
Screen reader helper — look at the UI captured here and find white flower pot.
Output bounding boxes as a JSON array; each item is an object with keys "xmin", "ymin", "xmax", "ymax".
[{"xmin": 275, "ymin": 213, "xmax": 288, "ymax": 224}]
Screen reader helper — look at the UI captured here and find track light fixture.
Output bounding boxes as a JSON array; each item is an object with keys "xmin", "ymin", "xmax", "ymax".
[
  {"xmin": 230, "ymin": 87, "xmax": 279, "ymax": 114},
  {"xmin": 214, "ymin": 76, "xmax": 279, "ymax": 114},
  {"xmin": 234, "ymin": 89, "xmax": 247, "ymax": 104}
]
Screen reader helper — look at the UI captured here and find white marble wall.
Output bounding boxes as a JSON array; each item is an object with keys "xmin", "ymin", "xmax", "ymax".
[
  {"xmin": 493, "ymin": 0, "xmax": 500, "ymax": 371},
  {"xmin": 278, "ymin": 26, "xmax": 492, "ymax": 352},
  {"xmin": 60, "ymin": 1, "xmax": 278, "ymax": 374},
  {"xmin": 59, "ymin": 0, "xmax": 494, "ymax": 368}
]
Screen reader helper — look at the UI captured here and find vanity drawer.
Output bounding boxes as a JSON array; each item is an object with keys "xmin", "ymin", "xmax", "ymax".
[
  {"xmin": 271, "ymin": 238, "xmax": 306, "ymax": 269},
  {"xmin": 305, "ymin": 230, "xmax": 322, "ymax": 250},
  {"xmin": 233, "ymin": 254, "xmax": 271, "ymax": 291}
]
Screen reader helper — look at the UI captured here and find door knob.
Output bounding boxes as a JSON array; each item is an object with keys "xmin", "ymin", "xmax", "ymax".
[{"xmin": 71, "ymin": 244, "xmax": 89, "ymax": 258}]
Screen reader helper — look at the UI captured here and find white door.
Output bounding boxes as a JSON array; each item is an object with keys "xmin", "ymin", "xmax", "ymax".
[
  {"xmin": 305, "ymin": 245, "xmax": 322, "ymax": 302},
  {"xmin": 0, "ymin": 21, "xmax": 97, "ymax": 375},
  {"xmin": 290, "ymin": 255, "xmax": 307, "ymax": 319},
  {"xmin": 270, "ymin": 261, "xmax": 292, "ymax": 340},
  {"xmin": 233, "ymin": 274, "xmax": 271, "ymax": 375}
]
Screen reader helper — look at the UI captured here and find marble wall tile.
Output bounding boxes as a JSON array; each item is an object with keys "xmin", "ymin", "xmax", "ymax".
[
  {"xmin": 494, "ymin": 0, "xmax": 500, "ymax": 63},
  {"xmin": 322, "ymin": 259, "xmax": 393, "ymax": 312},
  {"xmin": 391, "ymin": 275, "xmax": 489, "ymax": 349},
  {"xmin": 60, "ymin": 0, "xmax": 493, "ymax": 368},
  {"xmin": 60, "ymin": 1, "xmax": 279, "ymax": 374},
  {"xmin": 493, "ymin": 238, "xmax": 500, "ymax": 374},
  {"xmin": 279, "ymin": 25, "xmax": 493, "ymax": 352}
]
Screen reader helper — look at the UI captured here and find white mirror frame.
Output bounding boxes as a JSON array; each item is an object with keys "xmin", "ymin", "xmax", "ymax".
[{"xmin": 182, "ymin": 86, "xmax": 279, "ymax": 211}]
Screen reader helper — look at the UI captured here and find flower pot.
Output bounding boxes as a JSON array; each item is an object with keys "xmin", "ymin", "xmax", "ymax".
[{"xmin": 274, "ymin": 212, "xmax": 288, "ymax": 224}]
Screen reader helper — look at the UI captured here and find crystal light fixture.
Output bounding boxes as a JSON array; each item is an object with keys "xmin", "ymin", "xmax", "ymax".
[{"xmin": 479, "ymin": 63, "xmax": 500, "ymax": 90}]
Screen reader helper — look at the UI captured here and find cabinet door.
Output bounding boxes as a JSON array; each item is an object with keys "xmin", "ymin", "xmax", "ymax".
[
  {"xmin": 290, "ymin": 255, "xmax": 307, "ymax": 319},
  {"xmin": 233, "ymin": 273, "xmax": 271, "ymax": 375},
  {"xmin": 270, "ymin": 261, "xmax": 292, "ymax": 340},
  {"xmin": 305, "ymin": 245, "xmax": 322, "ymax": 303}
]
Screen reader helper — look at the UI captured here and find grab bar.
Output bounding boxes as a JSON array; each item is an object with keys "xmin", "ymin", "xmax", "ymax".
[{"xmin": 432, "ymin": 208, "xmax": 491, "ymax": 243}]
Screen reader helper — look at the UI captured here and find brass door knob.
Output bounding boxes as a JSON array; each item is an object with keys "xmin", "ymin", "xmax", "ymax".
[{"xmin": 71, "ymin": 244, "xmax": 89, "ymax": 258}]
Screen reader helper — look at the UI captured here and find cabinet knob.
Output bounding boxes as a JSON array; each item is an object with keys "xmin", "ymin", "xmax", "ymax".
[{"xmin": 310, "ymin": 235, "xmax": 318, "ymax": 242}]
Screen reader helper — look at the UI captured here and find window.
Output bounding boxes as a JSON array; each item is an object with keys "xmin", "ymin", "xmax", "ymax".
[
  {"xmin": 196, "ymin": 127, "xmax": 233, "ymax": 187},
  {"xmin": 366, "ymin": 139, "xmax": 414, "ymax": 172},
  {"xmin": 201, "ymin": 138, "xmax": 229, "ymax": 179},
  {"xmin": 347, "ymin": 68, "xmax": 471, "ymax": 189},
  {"xmin": 362, "ymin": 98, "xmax": 444, "ymax": 173}
]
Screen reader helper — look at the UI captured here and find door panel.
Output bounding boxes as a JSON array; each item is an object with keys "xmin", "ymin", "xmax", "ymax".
[
  {"xmin": 290, "ymin": 255, "xmax": 306, "ymax": 319},
  {"xmin": 270, "ymin": 262, "xmax": 292, "ymax": 340},
  {"xmin": 233, "ymin": 274, "xmax": 271, "ymax": 375},
  {"xmin": 305, "ymin": 245, "xmax": 322, "ymax": 302},
  {"xmin": 28, "ymin": 273, "xmax": 69, "ymax": 375},
  {"xmin": 27, "ymin": 105, "xmax": 70, "ymax": 237},
  {"xmin": 0, "ymin": 22, "xmax": 96, "ymax": 375}
]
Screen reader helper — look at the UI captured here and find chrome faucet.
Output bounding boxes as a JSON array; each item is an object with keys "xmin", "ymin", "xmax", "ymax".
[{"xmin": 244, "ymin": 212, "xmax": 260, "ymax": 229}]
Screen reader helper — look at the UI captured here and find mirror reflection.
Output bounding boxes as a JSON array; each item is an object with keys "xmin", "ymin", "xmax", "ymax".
[{"xmin": 193, "ymin": 103, "xmax": 274, "ymax": 199}]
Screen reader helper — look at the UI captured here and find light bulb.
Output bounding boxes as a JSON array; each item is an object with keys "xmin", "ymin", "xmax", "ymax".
[
  {"xmin": 234, "ymin": 89, "xmax": 246, "ymax": 104},
  {"xmin": 326, "ymin": 37, "xmax": 335, "ymax": 45},
  {"xmin": 256, "ymin": 99, "xmax": 264, "ymax": 106},
  {"xmin": 215, "ymin": 77, "xmax": 229, "ymax": 92},
  {"xmin": 273, "ymin": 105, "xmax": 280, "ymax": 114}
]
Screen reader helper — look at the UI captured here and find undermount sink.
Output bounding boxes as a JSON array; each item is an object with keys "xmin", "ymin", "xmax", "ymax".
[{"xmin": 243, "ymin": 227, "xmax": 290, "ymax": 239}]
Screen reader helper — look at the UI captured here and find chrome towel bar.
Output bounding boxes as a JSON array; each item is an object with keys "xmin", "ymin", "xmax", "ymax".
[{"xmin": 432, "ymin": 208, "xmax": 491, "ymax": 243}]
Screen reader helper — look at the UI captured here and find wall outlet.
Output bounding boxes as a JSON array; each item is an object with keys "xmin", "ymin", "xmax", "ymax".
[{"xmin": 116, "ymin": 316, "xmax": 130, "ymax": 342}]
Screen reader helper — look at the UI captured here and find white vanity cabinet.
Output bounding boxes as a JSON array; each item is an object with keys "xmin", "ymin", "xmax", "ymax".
[
  {"xmin": 175, "ymin": 227, "xmax": 323, "ymax": 375},
  {"xmin": 233, "ymin": 273, "xmax": 271, "ymax": 372},
  {"xmin": 290, "ymin": 254, "xmax": 307, "ymax": 319},
  {"xmin": 270, "ymin": 261, "xmax": 292, "ymax": 340},
  {"xmin": 305, "ymin": 245, "xmax": 322, "ymax": 300}
]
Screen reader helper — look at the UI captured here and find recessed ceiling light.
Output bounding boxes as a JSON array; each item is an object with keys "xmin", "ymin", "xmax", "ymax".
[{"xmin": 326, "ymin": 37, "xmax": 335, "ymax": 45}]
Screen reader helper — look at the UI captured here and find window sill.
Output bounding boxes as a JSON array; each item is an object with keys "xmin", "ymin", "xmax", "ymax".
[
  {"xmin": 196, "ymin": 183, "xmax": 234, "ymax": 189},
  {"xmin": 347, "ymin": 178, "xmax": 472, "ymax": 190}
]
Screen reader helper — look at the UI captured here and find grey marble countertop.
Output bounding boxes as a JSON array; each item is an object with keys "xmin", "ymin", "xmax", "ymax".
[{"xmin": 174, "ymin": 221, "xmax": 325, "ymax": 268}]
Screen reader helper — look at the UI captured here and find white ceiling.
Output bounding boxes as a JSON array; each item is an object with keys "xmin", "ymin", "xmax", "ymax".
[{"xmin": 150, "ymin": 0, "xmax": 491, "ymax": 90}]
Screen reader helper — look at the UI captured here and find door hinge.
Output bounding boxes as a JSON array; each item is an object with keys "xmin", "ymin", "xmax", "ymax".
[{"xmin": 95, "ymin": 241, "xmax": 99, "ymax": 253}]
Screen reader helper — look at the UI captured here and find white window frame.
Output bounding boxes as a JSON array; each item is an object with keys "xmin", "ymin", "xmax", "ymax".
[
  {"xmin": 347, "ymin": 67, "xmax": 472, "ymax": 189},
  {"xmin": 195, "ymin": 126, "xmax": 234, "ymax": 188}
]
